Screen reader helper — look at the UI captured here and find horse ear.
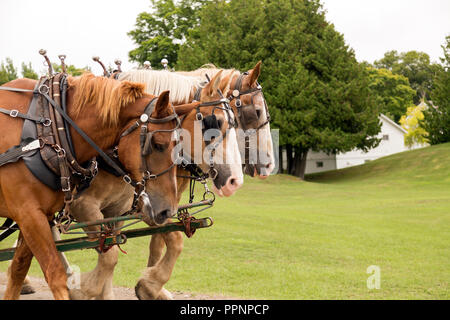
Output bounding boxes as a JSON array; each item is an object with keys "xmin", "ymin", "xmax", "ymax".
[
  {"xmin": 119, "ymin": 81, "xmax": 145, "ymax": 106},
  {"xmin": 248, "ymin": 61, "xmax": 262, "ymax": 86},
  {"xmin": 155, "ymin": 90, "xmax": 171, "ymax": 117},
  {"xmin": 203, "ymin": 70, "xmax": 223, "ymax": 97}
]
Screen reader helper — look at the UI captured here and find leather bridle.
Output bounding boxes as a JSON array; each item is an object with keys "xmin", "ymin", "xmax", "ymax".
[
  {"xmin": 228, "ymin": 72, "xmax": 271, "ymax": 131},
  {"xmin": 227, "ymin": 72, "xmax": 271, "ymax": 168},
  {"xmin": 180, "ymin": 86, "xmax": 236, "ymax": 181},
  {"xmin": 120, "ymin": 97, "xmax": 182, "ymax": 184}
]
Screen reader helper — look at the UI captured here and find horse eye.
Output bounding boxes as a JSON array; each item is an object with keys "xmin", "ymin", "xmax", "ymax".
[{"xmin": 153, "ymin": 143, "xmax": 166, "ymax": 152}]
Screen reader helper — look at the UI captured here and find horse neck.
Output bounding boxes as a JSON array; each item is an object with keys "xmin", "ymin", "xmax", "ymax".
[{"xmin": 66, "ymin": 89, "xmax": 144, "ymax": 164}]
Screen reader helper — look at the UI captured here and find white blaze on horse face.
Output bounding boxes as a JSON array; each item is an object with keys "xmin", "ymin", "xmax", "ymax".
[
  {"xmin": 258, "ymin": 124, "xmax": 275, "ymax": 177},
  {"xmin": 205, "ymin": 109, "xmax": 243, "ymax": 197},
  {"xmin": 227, "ymin": 127, "xmax": 244, "ymax": 179}
]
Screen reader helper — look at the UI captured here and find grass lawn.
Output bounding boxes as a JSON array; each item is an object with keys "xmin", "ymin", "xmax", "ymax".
[{"xmin": 1, "ymin": 143, "xmax": 449, "ymax": 299}]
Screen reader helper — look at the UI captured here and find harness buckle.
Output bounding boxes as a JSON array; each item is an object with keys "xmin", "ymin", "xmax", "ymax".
[
  {"xmin": 123, "ymin": 175, "xmax": 132, "ymax": 184},
  {"xmin": 61, "ymin": 177, "xmax": 71, "ymax": 192},
  {"xmin": 10, "ymin": 110, "xmax": 19, "ymax": 118},
  {"xmin": 143, "ymin": 171, "xmax": 157, "ymax": 180}
]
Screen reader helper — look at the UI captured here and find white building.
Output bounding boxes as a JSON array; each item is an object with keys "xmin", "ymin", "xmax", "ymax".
[{"xmin": 305, "ymin": 114, "xmax": 427, "ymax": 174}]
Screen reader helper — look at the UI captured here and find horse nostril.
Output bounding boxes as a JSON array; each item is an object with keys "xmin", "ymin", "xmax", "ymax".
[
  {"xmin": 265, "ymin": 163, "xmax": 272, "ymax": 169},
  {"xmin": 161, "ymin": 210, "xmax": 170, "ymax": 218},
  {"xmin": 230, "ymin": 178, "xmax": 236, "ymax": 186}
]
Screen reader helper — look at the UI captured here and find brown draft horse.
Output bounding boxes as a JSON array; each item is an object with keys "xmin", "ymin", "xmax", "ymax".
[
  {"xmin": 9, "ymin": 64, "xmax": 267, "ymax": 300},
  {"xmin": 0, "ymin": 73, "xmax": 197, "ymax": 299},
  {"xmin": 55, "ymin": 70, "xmax": 242, "ymax": 300},
  {"xmin": 121, "ymin": 62, "xmax": 274, "ymax": 299}
]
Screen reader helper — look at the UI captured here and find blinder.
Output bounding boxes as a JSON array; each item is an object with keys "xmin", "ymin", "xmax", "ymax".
[
  {"xmin": 237, "ymin": 94, "xmax": 259, "ymax": 126},
  {"xmin": 142, "ymin": 131, "xmax": 153, "ymax": 156},
  {"xmin": 122, "ymin": 97, "xmax": 181, "ymax": 178},
  {"xmin": 203, "ymin": 114, "xmax": 220, "ymax": 131},
  {"xmin": 229, "ymin": 72, "xmax": 270, "ymax": 131}
]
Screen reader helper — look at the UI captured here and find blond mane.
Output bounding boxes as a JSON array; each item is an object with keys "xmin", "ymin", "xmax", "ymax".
[
  {"xmin": 176, "ymin": 63, "xmax": 241, "ymax": 93},
  {"xmin": 68, "ymin": 73, "xmax": 145, "ymax": 127},
  {"xmin": 118, "ymin": 70, "xmax": 203, "ymax": 104},
  {"xmin": 177, "ymin": 66, "xmax": 240, "ymax": 90}
]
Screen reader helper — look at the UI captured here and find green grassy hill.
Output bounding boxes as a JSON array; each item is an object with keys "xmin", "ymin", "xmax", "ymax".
[
  {"xmin": 1, "ymin": 144, "xmax": 449, "ymax": 299},
  {"xmin": 306, "ymin": 142, "xmax": 450, "ymax": 185}
]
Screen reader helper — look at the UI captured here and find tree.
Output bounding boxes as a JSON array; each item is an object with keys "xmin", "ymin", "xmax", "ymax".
[
  {"xmin": 52, "ymin": 63, "xmax": 90, "ymax": 76},
  {"xmin": 399, "ymin": 102, "xmax": 429, "ymax": 148},
  {"xmin": 367, "ymin": 67, "xmax": 416, "ymax": 123},
  {"xmin": 21, "ymin": 62, "xmax": 38, "ymax": 79},
  {"xmin": 0, "ymin": 58, "xmax": 18, "ymax": 85},
  {"xmin": 374, "ymin": 50, "xmax": 442, "ymax": 104},
  {"xmin": 423, "ymin": 36, "xmax": 450, "ymax": 145},
  {"xmin": 177, "ymin": 0, "xmax": 381, "ymax": 179},
  {"xmin": 128, "ymin": 0, "xmax": 208, "ymax": 68}
]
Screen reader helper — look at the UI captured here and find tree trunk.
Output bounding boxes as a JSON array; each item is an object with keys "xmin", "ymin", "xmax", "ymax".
[
  {"xmin": 286, "ymin": 144, "xmax": 293, "ymax": 175},
  {"xmin": 278, "ymin": 145, "xmax": 284, "ymax": 174},
  {"xmin": 293, "ymin": 147, "xmax": 308, "ymax": 180}
]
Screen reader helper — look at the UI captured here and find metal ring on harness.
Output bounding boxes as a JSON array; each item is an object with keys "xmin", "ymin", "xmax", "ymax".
[
  {"xmin": 208, "ymin": 167, "xmax": 218, "ymax": 180},
  {"xmin": 38, "ymin": 84, "xmax": 50, "ymax": 95},
  {"xmin": 43, "ymin": 118, "xmax": 52, "ymax": 127},
  {"xmin": 203, "ymin": 190, "xmax": 216, "ymax": 202}
]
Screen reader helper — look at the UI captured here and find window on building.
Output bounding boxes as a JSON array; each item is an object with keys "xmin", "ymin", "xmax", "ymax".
[
  {"xmin": 316, "ymin": 161, "xmax": 324, "ymax": 168},
  {"xmin": 382, "ymin": 134, "xmax": 389, "ymax": 141}
]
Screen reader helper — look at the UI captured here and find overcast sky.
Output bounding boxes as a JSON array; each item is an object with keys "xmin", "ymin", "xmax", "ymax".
[{"xmin": 0, "ymin": 0, "xmax": 449, "ymax": 76}]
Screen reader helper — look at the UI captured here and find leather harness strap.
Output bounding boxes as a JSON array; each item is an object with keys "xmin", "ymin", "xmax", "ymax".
[
  {"xmin": 0, "ymin": 106, "xmax": 52, "ymax": 126},
  {"xmin": 0, "ymin": 74, "xmax": 145, "ymax": 205}
]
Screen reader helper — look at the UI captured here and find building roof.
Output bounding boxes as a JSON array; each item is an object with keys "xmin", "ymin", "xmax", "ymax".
[{"xmin": 379, "ymin": 113, "xmax": 407, "ymax": 134}]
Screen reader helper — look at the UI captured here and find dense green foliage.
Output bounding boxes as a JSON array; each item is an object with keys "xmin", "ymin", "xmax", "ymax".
[
  {"xmin": 177, "ymin": 0, "xmax": 381, "ymax": 178},
  {"xmin": 423, "ymin": 36, "xmax": 450, "ymax": 145},
  {"xmin": 127, "ymin": 0, "xmax": 450, "ymax": 175},
  {"xmin": 374, "ymin": 50, "xmax": 443, "ymax": 104},
  {"xmin": 128, "ymin": 0, "xmax": 208, "ymax": 68},
  {"xmin": 1, "ymin": 58, "xmax": 40, "ymax": 84},
  {"xmin": 367, "ymin": 67, "xmax": 415, "ymax": 123},
  {"xmin": 21, "ymin": 62, "xmax": 38, "ymax": 80},
  {"xmin": 52, "ymin": 63, "xmax": 90, "ymax": 76},
  {"xmin": 0, "ymin": 58, "xmax": 18, "ymax": 85}
]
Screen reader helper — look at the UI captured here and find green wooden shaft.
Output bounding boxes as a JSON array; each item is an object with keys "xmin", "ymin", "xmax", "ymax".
[{"xmin": 0, "ymin": 218, "xmax": 212, "ymax": 262}]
